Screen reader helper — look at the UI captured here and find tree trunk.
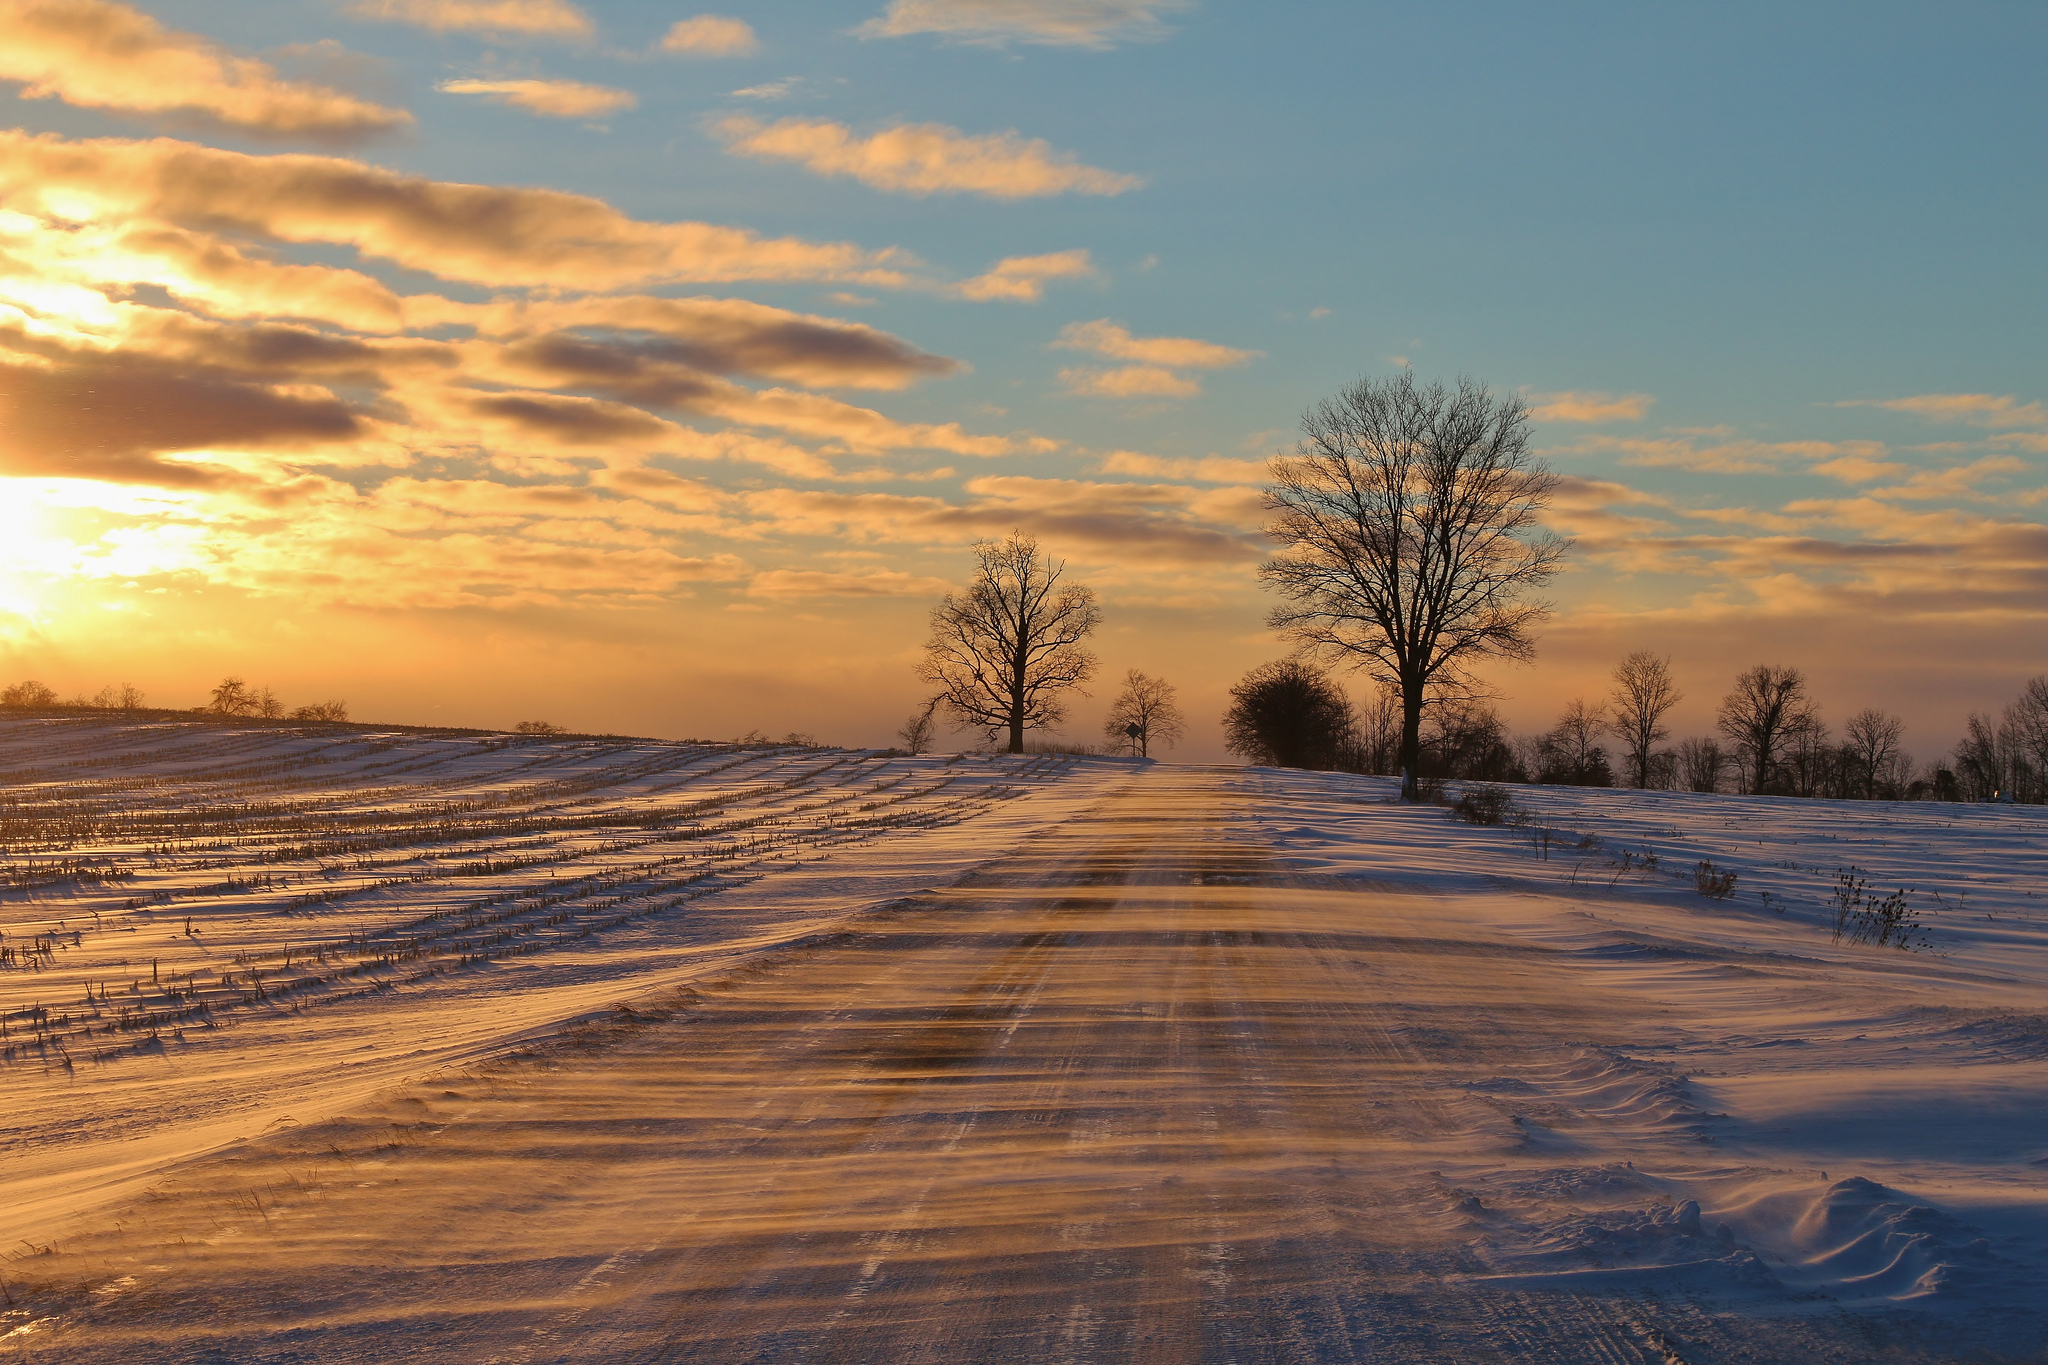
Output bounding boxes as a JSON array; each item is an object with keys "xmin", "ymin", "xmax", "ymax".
[{"xmin": 1398, "ymin": 677, "xmax": 1425, "ymax": 801}]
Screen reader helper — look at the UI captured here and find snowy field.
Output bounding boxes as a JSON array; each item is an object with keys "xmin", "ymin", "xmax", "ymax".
[{"xmin": 3, "ymin": 718, "xmax": 2044, "ymax": 1362}]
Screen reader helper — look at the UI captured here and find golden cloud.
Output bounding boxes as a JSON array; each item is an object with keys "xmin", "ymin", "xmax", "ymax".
[
  {"xmin": 1053, "ymin": 319, "xmax": 1257, "ymax": 369},
  {"xmin": 439, "ymin": 78, "xmax": 635, "ymax": 119},
  {"xmin": 856, "ymin": 0, "xmax": 1192, "ymax": 49},
  {"xmin": 348, "ymin": 0, "xmax": 592, "ymax": 38},
  {"xmin": 661, "ymin": 14, "xmax": 758, "ymax": 55},
  {"xmin": 1097, "ymin": 451, "xmax": 1267, "ymax": 484},
  {"xmin": 712, "ymin": 115, "xmax": 1140, "ymax": 199},
  {"xmin": 1058, "ymin": 364, "xmax": 1198, "ymax": 398},
  {"xmin": 0, "ymin": 0, "xmax": 411, "ymax": 141},
  {"xmin": 1527, "ymin": 390, "xmax": 1655, "ymax": 423},
  {"xmin": 0, "ymin": 133, "xmax": 914, "ymax": 291},
  {"xmin": 951, "ymin": 249, "xmax": 1094, "ymax": 302}
]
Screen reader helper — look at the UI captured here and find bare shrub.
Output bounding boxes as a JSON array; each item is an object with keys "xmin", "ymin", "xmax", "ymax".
[
  {"xmin": 897, "ymin": 702, "xmax": 939, "ymax": 755},
  {"xmin": 1693, "ymin": 860, "xmax": 1738, "ymax": 898},
  {"xmin": 1832, "ymin": 866, "xmax": 1927, "ymax": 950},
  {"xmin": 290, "ymin": 700, "xmax": 350, "ymax": 722},
  {"xmin": 514, "ymin": 720, "xmax": 563, "ymax": 735},
  {"xmin": 1449, "ymin": 783, "xmax": 1519, "ymax": 825}
]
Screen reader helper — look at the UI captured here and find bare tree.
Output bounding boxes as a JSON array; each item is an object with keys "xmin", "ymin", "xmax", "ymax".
[
  {"xmin": 1842, "ymin": 709, "xmax": 1905, "ymax": 800},
  {"xmin": 1676, "ymin": 736, "xmax": 1727, "ymax": 793},
  {"xmin": 1355, "ymin": 684, "xmax": 1401, "ymax": 775},
  {"xmin": 919, "ymin": 532, "xmax": 1101, "ymax": 754},
  {"xmin": 290, "ymin": 700, "xmax": 350, "ymax": 722},
  {"xmin": 1534, "ymin": 699, "xmax": 1613, "ymax": 786},
  {"xmin": 207, "ymin": 676, "xmax": 258, "ymax": 716},
  {"xmin": 896, "ymin": 699, "xmax": 939, "ymax": 755},
  {"xmin": 1716, "ymin": 665, "xmax": 1819, "ymax": 794},
  {"xmin": 1101, "ymin": 670, "xmax": 1186, "ymax": 758},
  {"xmin": 2, "ymin": 680, "xmax": 58, "ymax": 708},
  {"xmin": 1607, "ymin": 652, "xmax": 1684, "ymax": 789},
  {"xmin": 1259, "ymin": 373, "xmax": 1569, "ymax": 800},
  {"xmin": 514, "ymin": 720, "xmax": 563, "ymax": 735},
  {"xmin": 255, "ymin": 686, "xmax": 284, "ymax": 719},
  {"xmin": 1221, "ymin": 660, "xmax": 1357, "ymax": 770}
]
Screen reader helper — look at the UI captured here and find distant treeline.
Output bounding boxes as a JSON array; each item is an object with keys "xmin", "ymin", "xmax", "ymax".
[
  {"xmin": 1222, "ymin": 656, "xmax": 2048, "ymax": 804},
  {"xmin": 2, "ymin": 676, "xmax": 348, "ymax": 723}
]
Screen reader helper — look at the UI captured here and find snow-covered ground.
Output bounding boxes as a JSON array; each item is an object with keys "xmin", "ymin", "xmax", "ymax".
[
  {"xmin": 3, "ymin": 723, "xmax": 2044, "ymax": 1361},
  {"xmin": 0, "ymin": 717, "xmax": 1113, "ymax": 1242},
  {"xmin": 1239, "ymin": 772, "xmax": 2048, "ymax": 1333}
]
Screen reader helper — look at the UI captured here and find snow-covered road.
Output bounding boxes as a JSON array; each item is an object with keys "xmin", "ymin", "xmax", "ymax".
[{"xmin": 8, "ymin": 754, "xmax": 2042, "ymax": 1362}]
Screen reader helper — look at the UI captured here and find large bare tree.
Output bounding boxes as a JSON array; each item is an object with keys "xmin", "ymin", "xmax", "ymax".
[
  {"xmin": 1101, "ymin": 670, "xmax": 1186, "ymax": 758},
  {"xmin": 1716, "ymin": 665, "xmax": 1819, "ymax": 794},
  {"xmin": 919, "ymin": 532, "xmax": 1101, "ymax": 754},
  {"xmin": 1608, "ymin": 651, "xmax": 1684, "ymax": 788},
  {"xmin": 1259, "ymin": 373, "xmax": 1570, "ymax": 800}
]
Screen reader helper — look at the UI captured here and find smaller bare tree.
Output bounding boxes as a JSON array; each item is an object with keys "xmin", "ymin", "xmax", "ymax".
[
  {"xmin": 1534, "ymin": 699, "xmax": 1613, "ymax": 786},
  {"xmin": 897, "ymin": 700, "xmax": 939, "ymax": 755},
  {"xmin": 1101, "ymin": 670, "xmax": 1186, "ymax": 758},
  {"xmin": 1676, "ymin": 736, "xmax": 1727, "ymax": 793},
  {"xmin": 290, "ymin": 700, "xmax": 350, "ymax": 722},
  {"xmin": 1842, "ymin": 709, "xmax": 1905, "ymax": 800},
  {"xmin": 1716, "ymin": 665, "xmax": 1820, "ymax": 794},
  {"xmin": 919, "ymin": 532, "xmax": 1101, "ymax": 754},
  {"xmin": 1608, "ymin": 652, "xmax": 1684, "ymax": 789},
  {"xmin": 207, "ymin": 676, "xmax": 258, "ymax": 716}
]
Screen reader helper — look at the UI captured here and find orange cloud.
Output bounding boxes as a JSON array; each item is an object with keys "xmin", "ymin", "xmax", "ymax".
[
  {"xmin": 442, "ymin": 294, "xmax": 958, "ymax": 389},
  {"xmin": 856, "ymin": 0, "xmax": 1192, "ymax": 49},
  {"xmin": 1053, "ymin": 319, "xmax": 1257, "ymax": 369},
  {"xmin": 745, "ymin": 568, "xmax": 951, "ymax": 598},
  {"xmin": 1097, "ymin": 451, "xmax": 1267, "ymax": 483},
  {"xmin": 0, "ymin": 0, "xmax": 411, "ymax": 141},
  {"xmin": 950, "ymin": 249, "xmax": 1095, "ymax": 302},
  {"xmin": 1527, "ymin": 390, "xmax": 1655, "ymax": 423},
  {"xmin": 661, "ymin": 14, "xmax": 758, "ymax": 55},
  {"xmin": 1058, "ymin": 364, "xmax": 1198, "ymax": 398},
  {"xmin": 0, "ymin": 133, "xmax": 916, "ymax": 291},
  {"xmin": 439, "ymin": 78, "xmax": 634, "ymax": 119},
  {"xmin": 712, "ymin": 116, "xmax": 1140, "ymax": 200},
  {"xmin": 349, "ymin": 0, "xmax": 592, "ymax": 38}
]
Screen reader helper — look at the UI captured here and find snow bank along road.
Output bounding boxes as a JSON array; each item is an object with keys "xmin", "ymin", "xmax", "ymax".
[{"xmin": 4, "ymin": 722, "xmax": 2047, "ymax": 1361}]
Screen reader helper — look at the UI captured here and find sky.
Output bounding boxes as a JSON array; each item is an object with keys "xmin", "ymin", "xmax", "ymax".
[{"xmin": 0, "ymin": 0, "xmax": 2043, "ymax": 758}]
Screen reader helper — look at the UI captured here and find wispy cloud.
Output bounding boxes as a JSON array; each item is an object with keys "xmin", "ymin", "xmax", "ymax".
[
  {"xmin": 712, "ymin": 115, "xmax": 1140, "ymax": 199},
  {"xmin": 1838, "ymin": 392, "xmax": 2048, "ymax": 429},
  {"xmin": 1527, "ymin": 390, "xmax": 1654, "ymax": 423},
  {"xmin": 439, "ymin": 77, "xmax": 634, "ymax": 119},
  {"xmin": 660, "ymin": 14, "xmax": 758, "ymax": 56},
  {"xmin": 856, "ymin": 0, "xmax": 1193, "ymax": 49},
  {"xmin": 348, "ymin": 0, "xmax": 592, "ymax": 38},
  {"xmin": 0, "ymin": 0, "xmax": 410, "ymax": 141},
  {"xmin": 745, "ymin": 568, "xmax": 950, "ymax": 598}
]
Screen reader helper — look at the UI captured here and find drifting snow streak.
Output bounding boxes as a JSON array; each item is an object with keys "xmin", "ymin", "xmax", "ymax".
[{"xmin": 0, "ymin": 719, "xmax": 1074, "ymax": 1067}]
